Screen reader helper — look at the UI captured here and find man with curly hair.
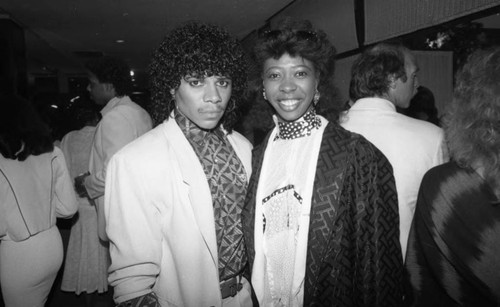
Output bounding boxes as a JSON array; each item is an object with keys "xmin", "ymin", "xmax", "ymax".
[
  {"xmin": 341, "ymin": 43, "xmax": 448, "ymax": 259},
  {"xmin": 105, "ymin": 22, "xmax": 253, "ymax": 307},
  {"xmin": 75, "ymin": 56, "xmax": 152, "ymax": 242}
]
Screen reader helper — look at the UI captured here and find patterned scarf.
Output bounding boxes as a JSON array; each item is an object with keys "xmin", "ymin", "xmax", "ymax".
[{"xmin": 275, "ymin": 108, "xmax": 322, "ymax": 141}]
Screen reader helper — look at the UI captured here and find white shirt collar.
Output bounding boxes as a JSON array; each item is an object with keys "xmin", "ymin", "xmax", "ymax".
[
  {"xmin": 351, "ymin": 97, "xmax": 397, "ymax": 112},
  {"xmin": 100, "ymin": 95, "xmax": 130, "ymax": 117}
]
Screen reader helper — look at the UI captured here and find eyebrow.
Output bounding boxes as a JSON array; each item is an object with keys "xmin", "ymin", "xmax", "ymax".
[
  {"xmin": 184, "ymin": 75, "xmax": 231, "ymax": 80},
  {"xmin": 265, "ymin": 64, "xmax": 313, "ymax": 71}
]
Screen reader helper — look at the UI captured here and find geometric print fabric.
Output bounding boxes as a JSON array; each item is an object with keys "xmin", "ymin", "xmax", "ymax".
[
  {"xmin": 243, "ymin": 122, "xmax": 404, "ymax": 306},
  {"xmin": 176, "ymin": 112, "xmax": 248, "ymax": 281},
  {"xmin": 304, "ymin": 130, "xmax": 403, "ymax": 306}
]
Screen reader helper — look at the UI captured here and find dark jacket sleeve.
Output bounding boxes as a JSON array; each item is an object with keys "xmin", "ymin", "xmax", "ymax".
[{"xmin": 346, "ymin": 136, "xmax": 404, "ymax": 306}]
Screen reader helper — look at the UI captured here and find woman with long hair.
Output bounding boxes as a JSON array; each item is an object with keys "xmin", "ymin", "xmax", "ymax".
[{"xmin": 0, "ymin": 94, "xmax": 78, "ymax": 307}]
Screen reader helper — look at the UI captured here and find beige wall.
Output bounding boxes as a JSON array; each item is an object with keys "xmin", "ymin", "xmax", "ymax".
[{"xmin": 364, "ymin": 0, "xmax": 500, "ymax": 44}]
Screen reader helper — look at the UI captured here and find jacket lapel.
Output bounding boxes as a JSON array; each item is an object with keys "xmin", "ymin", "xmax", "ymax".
[
  {"xmin": 163, "ymin": 119, "xmax": 219, "ymax": 268},
  {"xmin": 242, "ymin": 134, "xmax": 270, "ymax": 271}
]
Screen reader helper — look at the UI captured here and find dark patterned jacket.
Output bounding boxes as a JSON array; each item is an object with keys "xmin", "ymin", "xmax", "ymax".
[{"xmin": 242, "ymin": 122, "xmax": 404, "ymax": 306}]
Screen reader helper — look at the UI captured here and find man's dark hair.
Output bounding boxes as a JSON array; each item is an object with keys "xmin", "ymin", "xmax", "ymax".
[
  {"xmin": 149, "ymin": 22, "xmax": 248, "ymax": 131},
  {"xmin": 349, "ymin": 43, "xmax": 409, "ymax": 102},
  {"xmin": 85, "ymin": 56, "xmax": 132, "ymax": 97},
  {"xmin": 252, "ymin": 18, "xmax": 339, "ymax": 122},
  {"xmin": 0, "ymin": 94, "xmax": 54, "ymax": 161}
]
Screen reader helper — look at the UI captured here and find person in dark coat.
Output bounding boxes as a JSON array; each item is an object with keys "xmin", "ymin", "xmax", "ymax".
[{"xmin": 242, "ymin": 18, "xmax": 404, "ymax": 307}]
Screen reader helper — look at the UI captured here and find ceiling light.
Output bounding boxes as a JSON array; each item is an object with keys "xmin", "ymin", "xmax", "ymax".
[{"xmin": 116, "ymin": 39, "xmax": 125, "ymax": 43}]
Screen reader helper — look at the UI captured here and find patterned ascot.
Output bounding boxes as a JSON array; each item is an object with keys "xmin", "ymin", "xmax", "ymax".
[
  {"xmin": 275, "ymin": 108, "xmax": 322, "ymax": 141},
  {"xmin": 174, "ymin": 111, "xmax": 248, "ymax": 281}
]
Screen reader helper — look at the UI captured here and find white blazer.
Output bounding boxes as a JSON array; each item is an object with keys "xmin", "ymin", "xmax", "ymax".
[
  {"xmin": 341, "ymin": 97, "xmax": 448, "ymax": 258},
  {"xmin": 105, "ymin": 117, "xmax": 252, "ymax": 306}
]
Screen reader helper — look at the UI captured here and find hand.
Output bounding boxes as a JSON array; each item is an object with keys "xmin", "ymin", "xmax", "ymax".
[{"xmin": 74, "ymin": 172, "xmax": 90, "ymax": 198}]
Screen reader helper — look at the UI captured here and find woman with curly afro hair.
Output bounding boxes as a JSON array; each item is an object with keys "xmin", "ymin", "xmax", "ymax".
[
  {"xmin": 405, "ymin": 47, "xmax": 500, "ymax": 306},
  {"xmin": 105, "ymin": 22, "xmax": 254, "ymax": 307}
]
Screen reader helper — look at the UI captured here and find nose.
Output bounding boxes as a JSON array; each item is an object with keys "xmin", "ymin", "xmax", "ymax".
[
  {"xmin": 279, "ymin": 75, "xmax": 297, "ymax": 93},
  {"xmin": 86, "ymin": 84, "xmax": 91, "ymax": 92},
  {"xmin": 204, "ymin": 82, "xmax": 222, "ymax": 104}
]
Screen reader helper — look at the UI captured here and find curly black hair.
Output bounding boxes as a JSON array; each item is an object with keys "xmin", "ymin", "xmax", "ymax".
[
  {"xmin": 149, "ymin": 22, "xmax": 248, "ymax": 131},
  {"xmin": 251, "ymin": 18, "xmax": 339, "ymax": 122},
  {"xmin": 349, "ymin": 43, "xmax": 410, "ymax": 102},
  {"xmin": 0, "ymin": 94, "xmax": 54, "ymax": 161},
  {"xmin": 85, "ymin": 56, "xmax": 132, "ymax": 97}
]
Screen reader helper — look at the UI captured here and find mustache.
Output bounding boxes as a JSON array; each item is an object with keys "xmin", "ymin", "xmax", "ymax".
[{"xmin": 198, "ymin": 106, "xmax": 225, "ymax": 113}]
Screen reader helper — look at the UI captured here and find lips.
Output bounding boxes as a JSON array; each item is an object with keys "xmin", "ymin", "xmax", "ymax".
[
  {"xmin": 276, "ymin": 98, "xmax": 302, "ymax": 110},
  {"xmin": 279, "ymin": 99, "xmax": 301, "ymax": 105},
  {"xmin": 199, "ymin": 108, "xmax": 224, "ymax": 114},
  {"xmin": 198, "ymin": 108, "xmax": 224, "ymax": 118}
]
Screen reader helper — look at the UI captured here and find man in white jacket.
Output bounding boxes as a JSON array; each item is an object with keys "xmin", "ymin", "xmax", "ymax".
[
  {"xmin": 75, "ymin": 56, "xmax": 152, "ymax": 242},
  {"xmin": 105, "ymin": 22, "xmax": 253, "ymax": 307},
  {"xmin": 341, "ymin": 43, "xmax": 448, "ymax": 259}
]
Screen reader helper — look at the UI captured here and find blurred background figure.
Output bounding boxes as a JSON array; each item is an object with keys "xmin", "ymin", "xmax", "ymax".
[
  {"xmin": 59, "ymin": 102, "xmax": 111, "ymax": 306},
  {"xmin": 405, "ymin": 86, "xmax": 441, "ymax": 126},
  {"xmin": 75, "ymin": 56, "xmax": 152, "ymax": 241},
  {"xmin": 405, "ymin": 47, "xmax": 500, "ymax": 306},
  {"xmin": 0, "ymin": 94, "xmax": 78, "ymax": 307},
  {"xmin": 342, "ymin": 43, "xmax": 448, "ymax": 259}
]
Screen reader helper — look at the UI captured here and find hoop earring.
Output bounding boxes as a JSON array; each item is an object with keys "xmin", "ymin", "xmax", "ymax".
[{"xmin": 262, "ymin": 88, "xmax": 268, "ymax": 101}]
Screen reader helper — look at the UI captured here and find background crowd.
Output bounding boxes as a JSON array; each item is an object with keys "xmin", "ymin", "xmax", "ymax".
[{"xmin": 1, "ymin": 16, "xmax": 499, "ymax": 307}]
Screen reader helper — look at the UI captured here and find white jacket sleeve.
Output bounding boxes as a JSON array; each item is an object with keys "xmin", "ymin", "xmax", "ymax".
[
  {"xmin": 85, "ymin": 110, "xmax": 142, "ymax": 199},
  {"xmin": 105, "ymin": 152, "xmax": 163, "ymax": 303}
]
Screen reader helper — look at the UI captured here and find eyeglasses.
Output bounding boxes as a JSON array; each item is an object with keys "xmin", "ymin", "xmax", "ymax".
[{"xmin": 260, "ymin": 29, "xmax": 318, "ymax": 42}]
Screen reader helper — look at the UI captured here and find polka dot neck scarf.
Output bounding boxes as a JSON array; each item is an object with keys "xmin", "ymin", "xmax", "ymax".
[{"xmin": 275, "ymin": 108, "xmax": 322, "ymax": 141}]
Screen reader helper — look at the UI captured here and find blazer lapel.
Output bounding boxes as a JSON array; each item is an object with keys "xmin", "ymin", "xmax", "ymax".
[
  {"xmin": 242, "ymin": 133, "xmax": 271, "ymax": 271},
  {"xmin": 163, "ymin": 120, "xmax": 219, "ymax": 268}
]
